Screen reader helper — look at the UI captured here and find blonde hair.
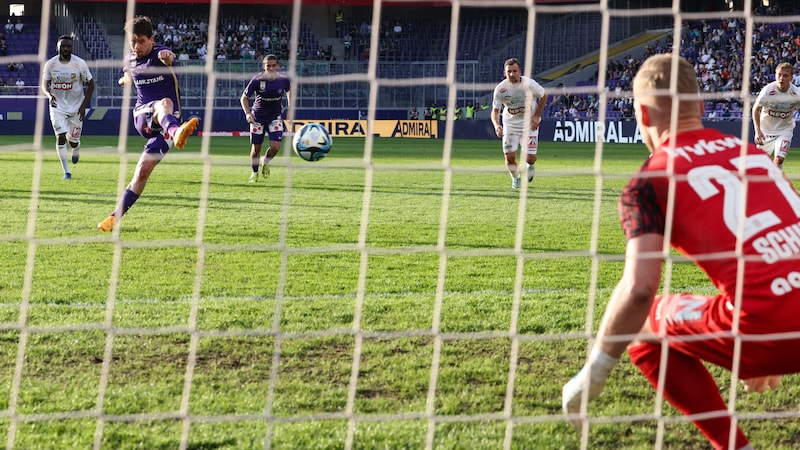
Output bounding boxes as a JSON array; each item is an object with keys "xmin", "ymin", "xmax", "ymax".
[
  {"xmin": 776, "ymin": 62, "xmax": 793, "ymax": 74},
  {"xmin": 633, "ymin": 54, "xmax": 699, "ymax": 120}
]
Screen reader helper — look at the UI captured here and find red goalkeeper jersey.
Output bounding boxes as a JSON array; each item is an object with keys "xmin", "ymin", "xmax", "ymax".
[{"xmin": 619, "ymin": 128, "xmax": 800, "ymax": 330}]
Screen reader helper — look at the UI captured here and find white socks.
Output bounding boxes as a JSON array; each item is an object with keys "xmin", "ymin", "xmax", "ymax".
[
  {"xmin": 56, "ymin": 143, "xmax": 70, "ymax": 174},
  {"xmin": 508, "ymin": 163, "xmax": 519, "ymax": 179}
]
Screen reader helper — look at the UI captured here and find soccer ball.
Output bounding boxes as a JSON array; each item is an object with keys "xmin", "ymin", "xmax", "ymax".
[{"xmin": 292, "ymin": 123, "xmax": 332, "ymax": 161}]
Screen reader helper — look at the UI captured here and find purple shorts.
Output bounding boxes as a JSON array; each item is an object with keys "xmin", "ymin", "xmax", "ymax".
[
  {"xmin": 251, "ymin": 116, "xmax": 284, "ymax": 145},
  {"xmin": 133, "ymin": 101, "xmax": 177, "ymax": 155}
]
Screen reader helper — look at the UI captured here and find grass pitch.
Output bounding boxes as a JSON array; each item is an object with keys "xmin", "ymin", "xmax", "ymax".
[{"xmin": 1, "ymin": 135, "xmax": 799, "ymax": 449}]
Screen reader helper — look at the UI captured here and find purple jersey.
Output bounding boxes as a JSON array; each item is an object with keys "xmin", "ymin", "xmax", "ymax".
[
  {"xmin": 242, "ymin": 73, "xmax": 290, "ymax": 122},
  {"xmin": 126, "ymin": 44, "xmax": 181, "ymax": 110}
]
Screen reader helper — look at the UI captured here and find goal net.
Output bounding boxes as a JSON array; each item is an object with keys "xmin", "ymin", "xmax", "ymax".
[{"xmin": 3, "ymin": 0, "xmax": 799, "ymax": 448}]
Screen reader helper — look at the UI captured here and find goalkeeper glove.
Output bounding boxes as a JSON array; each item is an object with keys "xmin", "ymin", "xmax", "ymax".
[{"xmin": 562, "ymin": 347, "xmax": 619, "ymax": 428}]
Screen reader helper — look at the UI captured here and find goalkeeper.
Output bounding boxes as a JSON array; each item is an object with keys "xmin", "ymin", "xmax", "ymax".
[{"xmin": 563, "ymin": 54, "xmax": 800, "ymax": 450}]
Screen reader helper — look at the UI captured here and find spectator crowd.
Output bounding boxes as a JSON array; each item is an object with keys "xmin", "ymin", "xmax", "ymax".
[
  {"xmin": 4, "ymin": 3, "xmax": 800, "ymax": 108},
  {"xmin": 0, "ymin": 15, "xmax": 34, "ymax": 94},
  {"xmin": 148, "ymin": 13, "xmax": 416, "ymax": 64},
  {"xmin": 552, "ymin": 3, "xmax": 797, "ymax": 121}
]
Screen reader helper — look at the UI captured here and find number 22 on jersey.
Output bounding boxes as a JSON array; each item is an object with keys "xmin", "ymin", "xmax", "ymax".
[{"xmin": 688, "ymin": 153, "xmax": 800, "ymax": 242}]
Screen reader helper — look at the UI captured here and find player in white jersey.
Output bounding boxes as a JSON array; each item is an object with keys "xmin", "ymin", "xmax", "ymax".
[
  {"xmin": 752, "ymin": 61, "xmax": 800, "ymax": 170},
  {"xmin": 42, "ymin": 35, "xmax": 94, "ymax": 179},
  {"xmin": 491, "ymin": 58, "xmax": 548, "ymax": 188}
]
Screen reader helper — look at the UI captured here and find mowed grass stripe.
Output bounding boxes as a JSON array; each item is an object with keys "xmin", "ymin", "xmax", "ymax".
[{"xmin": 1, "ymin": 136, "xmax": 799, "ymax": 449}]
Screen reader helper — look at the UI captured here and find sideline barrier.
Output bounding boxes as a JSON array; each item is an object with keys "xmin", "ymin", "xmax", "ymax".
[
  {"xmin": 0, "ymin": 98, "xmax": 439, "ymax": 139},
  {"xmin": 199, "ymin": 120, "xmax": 439, "ymax": 138},
  {"xmin": 289, "ymin": 120, "xmax": 438, "ymax": 138},
  {"xmin": 456, "ymin": 119, "xmax": 769, "ymax": 145},
  {"xmin": 547, "ymin": 119, "xmax": 643, "ymax": 143},
  {"xmin": 0, "ymin": 99, "xmax": 783, "ymax": 145}
]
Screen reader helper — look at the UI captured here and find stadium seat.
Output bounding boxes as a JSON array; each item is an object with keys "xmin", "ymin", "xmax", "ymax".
[{"xmin": 2, "ymin": 17, "xmax": 49, "ymax": 93}]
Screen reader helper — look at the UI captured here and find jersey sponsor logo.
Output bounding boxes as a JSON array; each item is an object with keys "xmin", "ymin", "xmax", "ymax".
[
  {"xmin": 52, "ymin": 81, "xmax": 74, "ymax": 90},
  {"xmin": 768, "ymin": 109, "xmax": 792, "ymax": 119},
  {"xmin": 770, "ymin": 270, "xmax": 800, "ymax": 296},
  {"xmin": 134, "ymin": 75, "xmax": 165, "ymax": 86},
  {"xmin": 507, "ymin": 106, "xmax": 526, "ymax": 115},
  {"xmin": 668, "ymin": 136, "xmax": 742, "ymax": 162}
]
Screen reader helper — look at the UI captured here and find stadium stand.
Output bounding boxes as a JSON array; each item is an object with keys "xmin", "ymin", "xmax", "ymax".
[
  {"xmin": 75, "ymin": 17, "xmax": 114, "ymax": 60},
  {"xmin": 0, "ymin": 17, "xmax": 51, "ymax": 95},
  {"xmin": 24, "ymin": 1, "xmax": 800, "ymax": 120}
]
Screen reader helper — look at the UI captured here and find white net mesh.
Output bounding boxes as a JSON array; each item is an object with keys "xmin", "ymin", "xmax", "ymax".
[{"xmin": 4, "ymin": 0, "xmax": 800, "ymax": 449}]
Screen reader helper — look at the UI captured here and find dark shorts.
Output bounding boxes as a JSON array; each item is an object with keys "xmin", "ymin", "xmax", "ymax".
[
  {"xmin": 133, "ymin": 101, "xmax": 182, "ymax": 138},
  {"xmin": 133, "ymin": 101, "xmax": 176, "ymax": 156},
  {"xmin": 251, "ymin": 116, "xmax": 284, "ymax": 145}
]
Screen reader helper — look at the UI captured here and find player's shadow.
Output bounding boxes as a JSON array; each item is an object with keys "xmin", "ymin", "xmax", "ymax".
[{"xmin": 185, "ymin": 438, "xmax": 241, "ymax": 450}]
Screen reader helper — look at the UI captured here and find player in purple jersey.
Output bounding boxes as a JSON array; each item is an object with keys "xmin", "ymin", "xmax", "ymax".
[
  {"xmin": 98, "ymin": 16, "xmax": 199, "ymax": 232},
  {"xmin": 240, "ymin": 54, "xmax": 291, "ymax": 182}
]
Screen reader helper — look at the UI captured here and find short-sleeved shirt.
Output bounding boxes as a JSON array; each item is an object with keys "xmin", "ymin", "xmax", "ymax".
[
  {"xmin": 126, "ymin": 44, "xmax": 181, "ymax": 110},
  {"xmin": 619, "ymin": 127, "xmax": 800, "ymax": 327},
  {"xmin": 242, "ymin": 72, "xmax": 290, "ymax": 123},
  {"xmin": 43, "ymin": 54, "xmax": 93, "ymax": 114},
  {"xmin": 753, "ymin": 81, "xmax": 800, "ymax": 134},
  {"xmin": 492, "ymin": 76, "xmax": 546, "ymax": 133}
]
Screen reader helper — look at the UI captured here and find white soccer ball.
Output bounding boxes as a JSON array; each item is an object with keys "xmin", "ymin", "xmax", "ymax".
[{"xmin": 292, "ymin": 123, "xmax": 332, "ymax": 161}]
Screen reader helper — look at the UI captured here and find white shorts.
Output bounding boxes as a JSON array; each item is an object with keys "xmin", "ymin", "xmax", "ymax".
[
  {"xmin": 758, "ymin": 130, "xmax": 793, "ymax": 159},
  {"xmin": 49, "ymin": 108, "xmax": 83, "ymax": 142},
  {"xmin": 502, "ymin": 128, "xmax": 538, "ymax": 155}
]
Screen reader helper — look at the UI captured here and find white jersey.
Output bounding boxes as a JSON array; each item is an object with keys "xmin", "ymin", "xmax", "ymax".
[
  {"xmin": 42, "ymin": 54, "xmax": 93, "ymax": 114},
  {"xmin": 492, "ymin": 76, "xmax": 546, "ymax": 133},
  {"xmin": 753, "ymin": 81, "xmax": 800, "ymax": 134}
]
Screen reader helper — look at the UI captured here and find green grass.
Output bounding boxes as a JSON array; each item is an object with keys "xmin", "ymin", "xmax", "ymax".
[{"xmin": 1, "ymin": 135, "xmax": 799, "ymax": 449}]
